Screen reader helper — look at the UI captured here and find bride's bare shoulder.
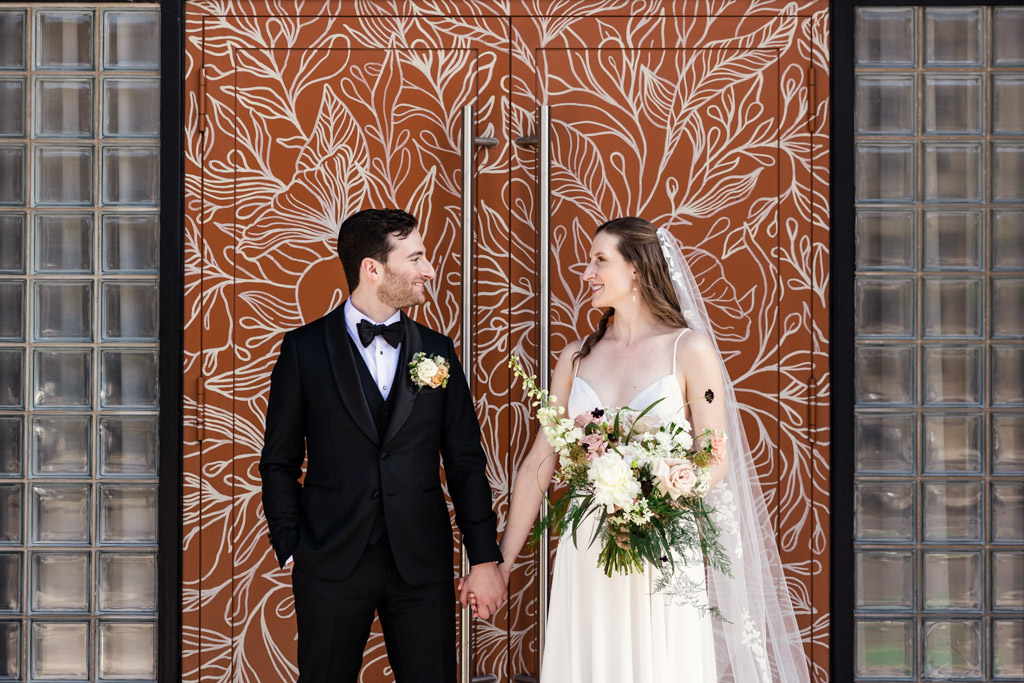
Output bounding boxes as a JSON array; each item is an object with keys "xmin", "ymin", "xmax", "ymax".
[{"xmin": 676, "ymin": 327, "xmax": 717, "ymax": 360}]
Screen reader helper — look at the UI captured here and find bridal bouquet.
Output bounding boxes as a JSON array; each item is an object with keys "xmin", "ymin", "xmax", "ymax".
[{"xmin": 509, "ymin": 355, "xmax": 731, "ymax": 600}]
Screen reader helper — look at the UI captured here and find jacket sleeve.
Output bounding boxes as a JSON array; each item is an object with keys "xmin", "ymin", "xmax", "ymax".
[
  {"xmin": 439, "ymin": 336, "xmax": 503, "ymax": 566},
  {"xmin": 258, "ymin": 332, "xmax": 306, "ymax": 567}
]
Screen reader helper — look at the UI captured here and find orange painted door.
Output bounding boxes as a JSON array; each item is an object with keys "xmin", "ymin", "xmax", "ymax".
[
  {"xmin": 184, "ymin": 3, "xmax": 830, "ymax": 682},
  {"xmin": 504, "ymin": 12, "xmax": 830, "ymax": 681}
]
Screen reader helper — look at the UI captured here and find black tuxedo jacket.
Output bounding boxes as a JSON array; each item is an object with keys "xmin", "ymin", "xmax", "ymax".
[{"xmin": 259, "ymin": 305, "xmax": 501, "ymax": 584}]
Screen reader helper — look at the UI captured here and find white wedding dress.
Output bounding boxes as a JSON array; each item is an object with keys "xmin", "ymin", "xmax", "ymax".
[{"xmin": 540, "ymin": 330, "xmax": 717, "ymax": 683}]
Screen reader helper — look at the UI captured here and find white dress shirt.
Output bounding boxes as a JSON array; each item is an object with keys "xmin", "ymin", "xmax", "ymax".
[{"xmin": 344, "ymin": 300, "xmax": 402, "ymax": 400}]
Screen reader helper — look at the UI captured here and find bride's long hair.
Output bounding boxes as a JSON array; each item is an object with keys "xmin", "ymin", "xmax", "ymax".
[{"xmin": 576, "ymin": 217, "xmax": 687, "ymax": 361}]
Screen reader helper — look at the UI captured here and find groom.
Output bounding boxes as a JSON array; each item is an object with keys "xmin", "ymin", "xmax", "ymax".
[{"xmin": 259, "ymin": 208, "xmax": 506, "ymax": 682}]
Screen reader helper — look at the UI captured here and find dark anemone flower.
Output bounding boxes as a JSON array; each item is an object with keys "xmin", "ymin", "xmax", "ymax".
[
  {"xmin": 704, "ymin": 389, "xmax": 715, "ymax": 404},
  {"xmin": 592, "ymin": 408, "xmax": 605, "ymax": 419}
]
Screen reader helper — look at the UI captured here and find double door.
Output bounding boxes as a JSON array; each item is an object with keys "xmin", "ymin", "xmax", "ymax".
[{"xmin": 184, "ymin": 3, "xmax": 830, "ymax": 681}]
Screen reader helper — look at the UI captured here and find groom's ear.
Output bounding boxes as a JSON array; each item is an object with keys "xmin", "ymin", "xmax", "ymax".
[{"xmin": 361, "ymin": 257, "xmax": 382, "ymax": 283}]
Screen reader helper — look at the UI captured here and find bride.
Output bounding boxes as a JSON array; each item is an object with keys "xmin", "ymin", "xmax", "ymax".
[{"xmin": 482, "ymin": 217, "xmax": 810, "ymax": 682}]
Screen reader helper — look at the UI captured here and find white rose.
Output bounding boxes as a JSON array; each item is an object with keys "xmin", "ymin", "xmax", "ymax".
[
  {"xmin": 416, "ymin": 359, "xmax": 438, "ymax": 384},
  {"xmin": 674, "ymin": 431, "xmax": 694, "ymax": 450},
  {"xmin": 631, "ymin": 414, "xmax": 662, "ymax": 434},
  {"xmin": 588, "ymin": 453, "xmax": 641, "ymax": 511}
]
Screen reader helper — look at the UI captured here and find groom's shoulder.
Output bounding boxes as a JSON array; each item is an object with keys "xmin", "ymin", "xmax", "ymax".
[
  {"xmin": 413, "ymin": 321, "xmax": 452, "ymax": 354},
  {"xmin": 284, "ymin": 308, "xmax": 338, "ymax": 344}
]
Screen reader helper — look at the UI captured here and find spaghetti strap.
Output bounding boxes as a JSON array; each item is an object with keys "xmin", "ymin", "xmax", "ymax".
[
  {"xmin": 671, "ymin": 328, "xmax": 689, "ymax": 376},
  {"xmin": 572, "ymin": 340, "xmax": 585, "ymax": 379}
]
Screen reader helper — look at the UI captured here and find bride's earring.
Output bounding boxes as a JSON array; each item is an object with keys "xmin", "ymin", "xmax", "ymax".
[{"xmin": 632, "ymin": 284, "xmax": 637, "ymax": 303}]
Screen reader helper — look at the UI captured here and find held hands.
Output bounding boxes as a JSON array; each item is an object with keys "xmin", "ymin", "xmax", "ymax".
[{"xmin": 457, "ymin": 562, "xmax": 509, "ymax": 619}]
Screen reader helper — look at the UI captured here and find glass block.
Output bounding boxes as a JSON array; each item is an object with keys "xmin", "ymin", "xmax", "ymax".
[
  {"xmin": 924, "ymin": 143, "xmax": 983, "ymax": 203},
  {"xmin": 98, "ymin": 621, "xmax": 155, "ymax": 679},
  {"xmin": 924, "ymin": 74, "xmax": 984, "ymax": 135},
  {"xmin": 0, "ymin": 485, "xmax": 21, "ymax": 544},
  {"xmin": 102, "ymin": 78, "xmax": 159, "ymax": 137},
  {"xmin": 0, "ymin": 145, "xmax": 25, "ymax": 206},
  {"xmin": 922, "ymin": 277, "xmax": 983, "ymax": 338},
  {"xmin": 30, "ymin": 485, "xmax": 89, "ymax": 545},
  {"xmin": 922, "ymin": 345, "xmax": 983, "ymax": 406},
  {"xmin": 855, "ymin": 619, "xmax": 914, "ymax": 678},
  {"xmin": 923, "ymin": 413, "xmax": 983, "ymax": 473},
  {"xmin": 993, "ymin": 143, "xmax": 1024, "ymax": 202},
  {"xmin": 993, "ymin": 75, "xmax": 1024, "ymax": 134},
  {"xmin": 33, "ymin": 281, "xmax": 92, "ymax": 341},
  {"xmin": 856, "ymin": 143, "xmax": 915, "ymax": 203},
  {"xmin": 30, "ymin": 416, "xmax": 90, "ymax": 476},
  {"xmin": 0, "ymin": 79, "xmax": 24, "ymax": 136},
  {"xmin": 99, "ymin": 417, "xmax": 157, "ymax": 477},
  {"xmin": 33, "ymin": 77, "xmax": 92, "ymax": 138},
  {"xmin": 0, "ymin": 281, "xmax": 23, "ymax": 340},
  {"xmin": 30, "ymin": 621, "xmax": 88, "ymax": 680},
  {"xmin": 30, "ymin": 552, "xmax": 89, "ymax": 612},
  {"xmin": 855, "ymin": 481, "xmax": 914, "ymax": 541},
  {"xmin": 101, "ymin": 146, "xmax": 159, "ymax": 206},
  {"xmin": 102, "ymin": 214, "xmax": 159, "ymax": 272},
  {"xmin": 98, "ymin": 485, "xmax": 156, "ymax": 544},
  {"xmin": 0, "ymin": 553, "xmax": 19, "ymax": 611},
  {"xmin": 992, "ymin": 279, "xmax": 1024, "ymax": 338},
  {"xmin": 33, "ymin": 214, "xmax": 92, "ymax": 273},
  {"xmin": 923, "ymin": 551, "xmax": 982, "ymax": 611},
  {"xmin": 924, "ymin": 8, "xmax": 984, "ymax": 66},
  {"xmin": 992, "ymin": 210, "xmax": 1024, "ymax": 270},
  {"xmin": 855, "ymin": 210, "xmax": 914, "ymax": 270},
  {"xmin": 992, "ymin": 619, "xmax": 1024, "ymax": 679},
  {"xmin": 0, "ymin": 349, "xmax": 23, "ymax": 409},
  {"xmin": 856, "ymin": 345, "xmax": 915, "ymax": 405},
  {"xmin": 0, "ymin": 213, "xmax": 24, "ymax": 272},
  {"xmin": 100, "ymin": 350, "xmax": 157, "ymax": 408},
  {"xmin": 856, "ymin": 74, "xmax": 915, "ymax": 134},
  {"xmin": 0, "ymin": 620, "xmax": 17, "ymax": 679},
  {"xmin": 992, "ymin": 346, "xmax": 1024, "ymax": 406},
  {"xmin": 923, "ymin": 210, "xmax": 983, "ymax": 270},
  {"xmin": 992, "ymin": 482, "xmax": 1024, "ymax": 542},
  {"xmin": 855, "ymin": 277, "xmax": 914, "ymax": 338},
  {"xmin": 855, "ymin": 412, "xmax": 914, "ymax": 472},
  {"xmin": 102, "ymin": 10, "xmax": 160, "ymax": 70},
  {"xmin": 855, "ymin": 8, "xmax": 915, "ymax": 66},
  {"xmin": 0, "ymin": 417, "xmax": 21, "ymax": 476},
  {"xmin": 102, "ymin": 282, "xmax": 158, "ymax": 340},
  {"xmin": 0, "ymin": 10, "xmax": 26, "ymax": 69},
  {"xmin": 992, "ymin": 7, "xmax": 1024, "ymax": 66},
  {"xmin": 992, "ymin": 551, "xmax": 1024, "ymax": 611},
  {"xmin": 855, "ymin": 551, "xmax": 913, "ymax": 609},
  {"xmin": 32, "ymin": 349, "xmax": 91, "ymax": 408},
  {"xmin": 992, "ymin": 414, "xmax": 1024, "ymax": 474},
  {"xmin": 923, "ymin": 481, "xmax": 983, "ymax": 542},
  {"xmin": 98, "ymin": 553, "xmax": 156, "ymax": 611},
  {"xmin": 32, "ymin": 145, "xmax": 92, "ymax": 206},
  {"xmin": 35, "ymin": 10, "xmax": 93, "ymax": 70},
  {"xmin": 923, "ymin": 619, "xmax": 983, "ymax": 679}
]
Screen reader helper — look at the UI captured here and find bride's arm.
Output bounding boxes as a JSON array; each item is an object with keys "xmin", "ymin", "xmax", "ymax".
[
  {"xmin": 678, "ymin": 331, "xmax": 729, "ymax": 489},
  {"xmin": 497, "ymin": 345, "xmax": 577, "ymax": 577}
]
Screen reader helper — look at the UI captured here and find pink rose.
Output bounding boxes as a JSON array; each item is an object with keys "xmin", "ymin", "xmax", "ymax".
[
  {"xmin": 580, "ymin": 433, "xmax": 607, "ymax": 461},
  {"xmin": 653, "ymin": 458, "xmax": 698, "ymax": 500},
  {"xmin": 575, "ymin": 411, "xmax": 597, "ymax": 429},
  {"xmin": 710, "ymin": 432, "xmax": 727, "ymax": 463}
]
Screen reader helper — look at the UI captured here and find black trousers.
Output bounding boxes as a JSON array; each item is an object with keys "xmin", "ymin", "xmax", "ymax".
[{"xmin": 291, "ymin": 536, "xmax": 457, "ymax": 683}]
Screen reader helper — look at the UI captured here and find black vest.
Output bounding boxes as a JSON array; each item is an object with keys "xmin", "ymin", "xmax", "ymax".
[{"xmin": 347, "ymin": 333, "xmax": 401, "ymax": 543}]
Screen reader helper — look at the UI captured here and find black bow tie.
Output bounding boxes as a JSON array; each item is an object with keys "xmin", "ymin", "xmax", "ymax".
[{"xmin": 357, "ymin": 319, "xmax": 404, "ymax": 348}]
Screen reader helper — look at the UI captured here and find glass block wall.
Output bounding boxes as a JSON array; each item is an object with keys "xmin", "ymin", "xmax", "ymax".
[
  {"xmin": 0, "ymin": 6, "xmax": 161, "ymax": 681},
  {"xmin": 854, "ymin": 6, "xmax": 1024, "ymax": 681}
]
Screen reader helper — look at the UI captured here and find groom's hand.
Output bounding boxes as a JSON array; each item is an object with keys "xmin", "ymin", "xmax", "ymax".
[{"xmin": 458, "ymin": 562, "xmax": 507, "ymax": 619}]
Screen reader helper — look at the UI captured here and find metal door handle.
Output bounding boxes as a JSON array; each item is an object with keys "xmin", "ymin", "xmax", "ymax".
[{"xmin": 459, "ymin": 104, "xmax": 475, "ymax": 683}]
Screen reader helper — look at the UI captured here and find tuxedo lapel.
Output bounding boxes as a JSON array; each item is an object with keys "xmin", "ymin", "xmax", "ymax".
[
  {"xmin": 381, "ymin": 312, "xmax": 421, "ymax": 446},
  {"xmin": 323, "ymin": 305, "xmax": 380, "ymax": 445}
]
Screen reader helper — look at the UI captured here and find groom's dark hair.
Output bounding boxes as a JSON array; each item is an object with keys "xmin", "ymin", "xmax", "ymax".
[{"xmin": 337, "ymin": 208, "xmax": 418, "ymax": 289}]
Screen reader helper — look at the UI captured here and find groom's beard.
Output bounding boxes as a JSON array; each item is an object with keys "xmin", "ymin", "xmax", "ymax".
[{"xmin": 378, "ymin": 265, "xmax": 428, "ymax": 310}]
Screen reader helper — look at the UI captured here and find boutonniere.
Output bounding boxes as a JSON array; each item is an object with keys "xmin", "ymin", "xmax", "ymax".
[{"xmin": 409, "ymin": 352, "xmax": 450, "ymax": 390}]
